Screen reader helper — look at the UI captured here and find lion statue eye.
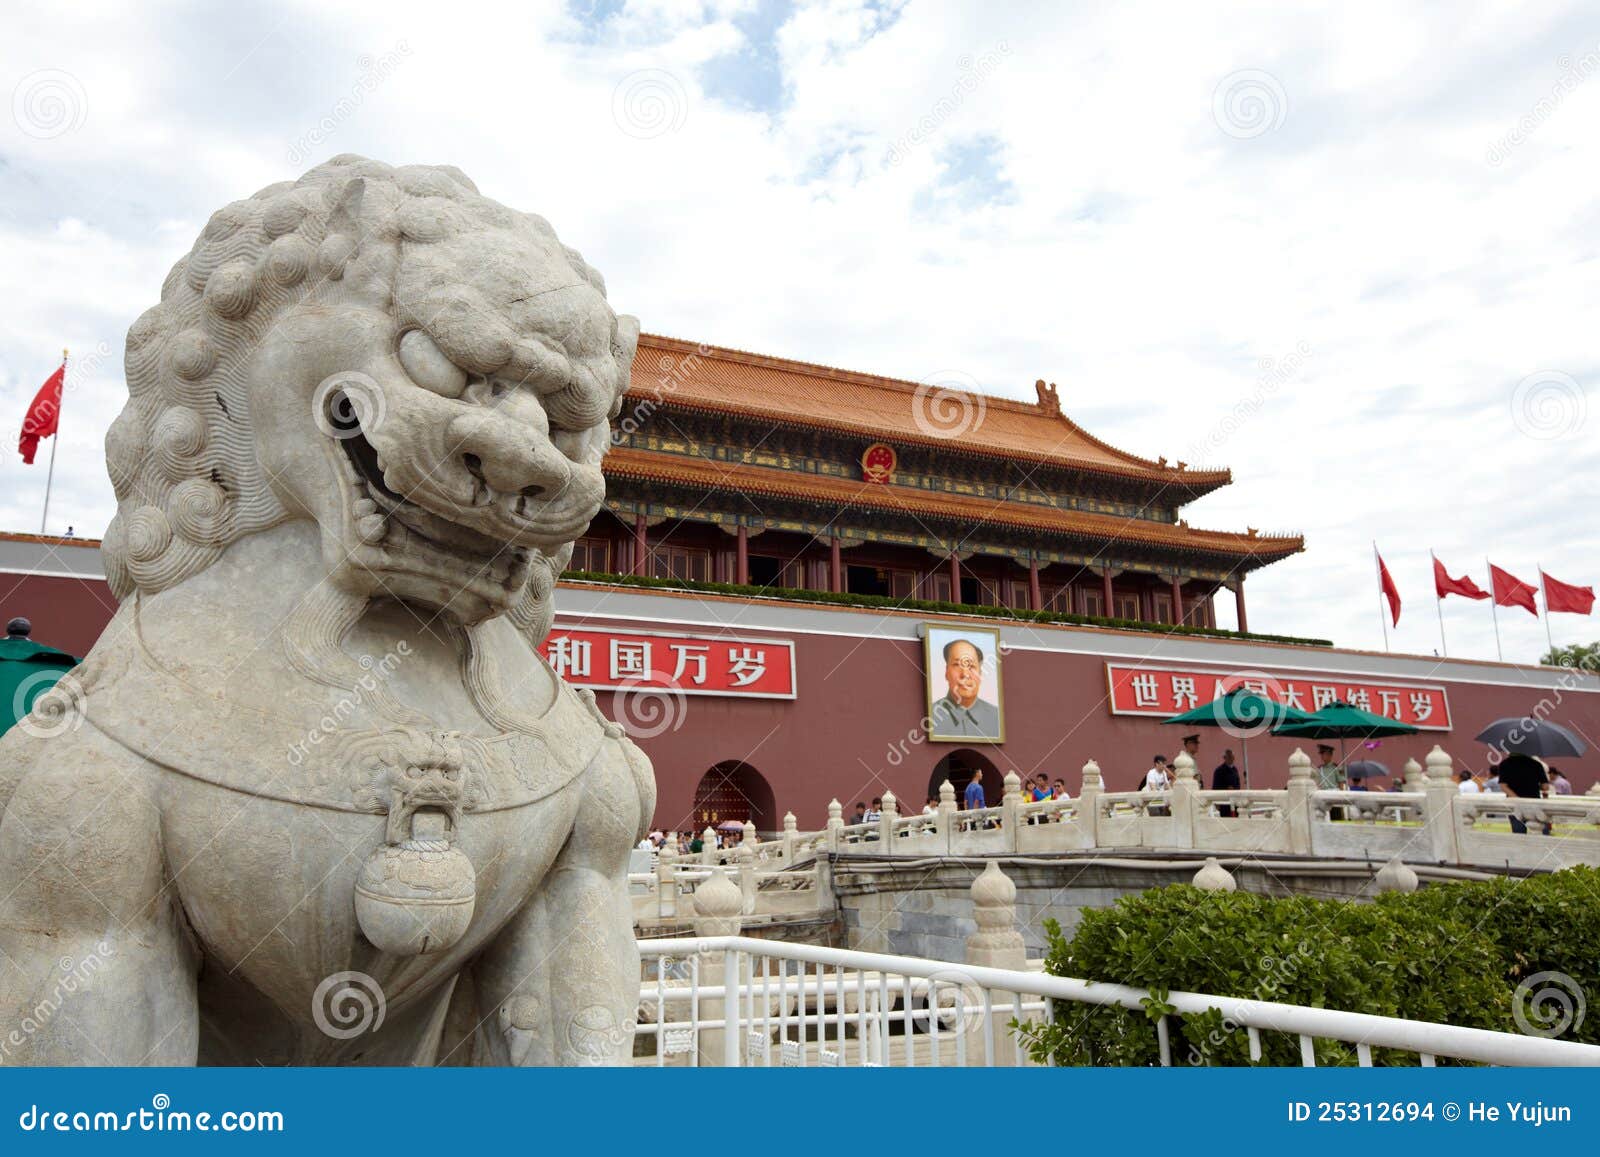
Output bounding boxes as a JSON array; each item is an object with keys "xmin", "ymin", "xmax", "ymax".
[{"xmin": 398, "ymin": 330, "xmax": 468, "ymax": 399}]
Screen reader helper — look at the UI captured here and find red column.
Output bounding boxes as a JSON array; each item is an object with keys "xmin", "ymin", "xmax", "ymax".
[
  {"xmin": 830, "ymin": 536, "xmax": 842, "ymax": 593},
  {"xmin": 1028, "ymin": 559, "xmax": 1042, "ymax": 612},
  {"xmin": 632, "ymin": 514, "xmax": 649, "ymax": 576},
  {"xmin": 1101, "ymin": 566, "xmax": 1113, "ymax": 615},
  {"xmin": 949, "ymin": 553, "xmax": 962, "ymax": 602},
  {"xmin": 1234, "ymin": 579, "xmax": 1248, "ymax": 634},
  {"xmin": 736, "ymin": 525, "xmax": 749, "ymax": 586},
  {"xmin": 1170, "ymin": 575, "xmax": 1184, "ymax": 625}
]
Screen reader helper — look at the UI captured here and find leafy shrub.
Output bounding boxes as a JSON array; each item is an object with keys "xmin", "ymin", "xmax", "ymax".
[{"xmin": 1016, "ymin": 869, "xmax": 1600, "ymax": 1065}]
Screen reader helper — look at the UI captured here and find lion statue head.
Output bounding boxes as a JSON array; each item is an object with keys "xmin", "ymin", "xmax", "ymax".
[{"xmin": 103, "ymin": 154, "xmax": 637, "ymax": 636}]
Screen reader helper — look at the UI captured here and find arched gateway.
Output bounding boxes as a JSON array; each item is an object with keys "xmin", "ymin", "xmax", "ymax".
[
  {"xmin": 929, "ymin": 749, "xmax": 1000, "ymax": 808},
  {"xmin": 691, "ymin": 760, "xmax": 777, "ymax": 834}
]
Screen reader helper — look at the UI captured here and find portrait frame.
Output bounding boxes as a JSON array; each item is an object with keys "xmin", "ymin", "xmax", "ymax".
[{"xmin": 923, "ymin": 623, "xmax": 1005, "ymax": 744}]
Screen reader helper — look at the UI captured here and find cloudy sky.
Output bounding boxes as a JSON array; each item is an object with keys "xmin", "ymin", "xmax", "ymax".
[{"xmin": 2, "ymin": 0, "xmax": 1597, "ymax": 663}]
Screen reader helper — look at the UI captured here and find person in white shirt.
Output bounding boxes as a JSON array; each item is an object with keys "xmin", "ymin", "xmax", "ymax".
[
  {"xmin": 1456, "ymin": 768, "xmax": 1481, "ymax": 794},
  {"xmin": 1143, "ymin": 755, "xmax": 1172, "ymax": 792}
]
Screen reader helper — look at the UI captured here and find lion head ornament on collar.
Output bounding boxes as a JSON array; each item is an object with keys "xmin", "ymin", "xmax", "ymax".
[{"xmin": 104, "ymin": 154, "xmax": 638, "ymax": 632}]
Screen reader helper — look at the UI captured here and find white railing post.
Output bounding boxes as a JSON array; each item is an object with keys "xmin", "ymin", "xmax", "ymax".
[
  {"xmin": 1079, "ymin": 759, "xmax": 1103, "ymax": 848},
  {"xmin": 879, "ymin": 789, "xmax": 898, "ymax": 846},
  {"xmin": 1286, "ymin": 748, "xmax": 1314, "ymax": 854},
  {"xmin": 1423, "ymin": 745, "xmax": 1461, "ymax": 864},
  {"xmin": 938, "ymin": 778, "xmax": 957, "ymax": 854},
  {"xmin": 693, "ymin": 869, "xmax": 744, "ymax": 1066},
  {"xmin": 702, "ymin": 826, "xmax": 719, "ymax": 866},
  {"xmin": 656, "ymin": 839, "xmax": 678, "ymax": 919},
  {"xmin": 1002, "ymin": 771, "xmax": 1023, "ymax": 851},
  {"xmin": 1404, "ymin": 757, "xmax": 1426, "ymax": 791},
  {"xmin": 1170, "ymin": 752, "xmax": 1198, "ymax": 849},
  {"xmin": 736, "ymin": 843, "xmax": 756, "ymax": 915},
  {"xmin": 782, "ymin": 811, "xmax": 798, "ymax": 865},
  {"xmin": 966, "ymin": 862, "xmax": 1025, "ymax": 1066},
  {"xmin": 826, "ymin": 799, "xmax": 843, "ymax": 854},
  {"xmin": 742, "ymin": 820, "xmax": 757, "ymax": 850}
]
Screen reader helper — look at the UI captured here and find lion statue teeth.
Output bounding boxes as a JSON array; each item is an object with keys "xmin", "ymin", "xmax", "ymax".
[{"xmin": 0, "ymin": 156, "xmax": 656, "ymax": 1066}]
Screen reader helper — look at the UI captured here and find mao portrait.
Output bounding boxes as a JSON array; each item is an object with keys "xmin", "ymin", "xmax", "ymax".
[{"xmin": 924, "ymin": 624, "xmax": 1004, "ymax": 743}]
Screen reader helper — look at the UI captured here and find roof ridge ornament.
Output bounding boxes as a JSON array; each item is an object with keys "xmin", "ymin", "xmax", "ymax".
[{"xmin": 1033, "ymin": 378, "xmax": 1060, "ymax": 414}]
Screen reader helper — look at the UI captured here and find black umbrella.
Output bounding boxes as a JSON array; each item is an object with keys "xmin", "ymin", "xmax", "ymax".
[{"xmin": 1474, "ymin": 717, "xmax": 1588, "ymax": 760}]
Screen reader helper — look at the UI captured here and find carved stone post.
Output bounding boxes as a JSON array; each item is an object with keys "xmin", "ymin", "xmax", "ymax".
[
  {"xmin": 878, "ymin": 789, "xmax": 898, "ymax": 845},
  {"xmin": 1374, "ymin": 856, "xmax": 1419, "ymax": 893},
  {"xmin": 1079, "ymin": 759, "xmax": 1103, "ymax": 848},
  {"xmin": 782, "ymin": 811, "xmax": 798, "ymax": 865},
  {"xmin": 1286, "ymin": 748, "xmax": 1314, "ymax": 855},
  {"xmin": 702, "ymin": 826, "xmax": 719, "ymax": 866},
  {"xmin": 1002, "ymin": 771, "xmax": 1023, "ymax": 851},
  {"xmin": 1403, "ymin": 757, "xmax": 1425, "ymax": 791},
  {"xmin": 693, "ymin": 868, "xmax": 744, "ymax": 1066},
  {"xmin": 656, "ymin": 838, "xmax": 678, "ymax": 919},
  {"xmin": 1169, "ymin": 751, "xmax": 1198, "ymax": 849},
  {"xmin": 736, "ymin": 844, "xmax": 756, "ymax": 915},
  {"xmin": 1192, "ymin": 857, "xmax": 1236, "ymax": 891},
  {"xmin": 826, "ymin": 798, "xmax": 843, "ymax": 854},
  {"xmin": 938, "ymin": 778, "xmax": 957, "ymax": 854},
  {"xmin": 1422, "ymin": 745, "xmax": 1461, "ymax": 865},
  {"xmin": 742, "ymin": 820, "xmax": 757, "ymax": 850},
  {"xmin": 966, "ymin": 861, "xmax": 1025, "ymax": 1066}
]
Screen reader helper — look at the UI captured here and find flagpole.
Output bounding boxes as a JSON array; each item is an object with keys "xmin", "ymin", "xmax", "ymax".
[
  {"xmin": 39, "ymin": 348, "xmax": 64, "ymax": 535},
  {"xmin": 1487, "ymin": 558, "xmax": 1503, "ymax": 662},
  {"xmin": 1430, "ymin": 549, "xmax": 1448, "ymax": 657},
  {"xmin": 1539, "ymin": 563, "xmax": 1555, "ymax": 657},
  {"xmin": 1373, "ymin": 541, "xmax": 1390, "ymax": 652}
]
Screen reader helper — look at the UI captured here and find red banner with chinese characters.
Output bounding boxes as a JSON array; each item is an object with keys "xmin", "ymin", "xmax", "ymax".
[
  {"xmin": 541, "ymin": 626, "xmax": 797, "ymax": 699},
  {"xmin": 1104, "ymin": 664, "xmax": 1451, "ymax": 730}
]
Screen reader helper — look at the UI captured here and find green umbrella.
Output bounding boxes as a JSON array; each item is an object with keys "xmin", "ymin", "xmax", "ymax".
[
  {"xmin": 0, "ymin": 632, "xmax": 80, "ymax": 737},
  {"xmin": 1163, "ymin": 688, "xmax": 1315, "ymax": 788},
  {"xmin": 1271, "ymin": 699, "xmax": 1419, "ymax": 767}
]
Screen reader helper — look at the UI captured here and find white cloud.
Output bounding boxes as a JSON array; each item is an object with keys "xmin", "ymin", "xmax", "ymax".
[{"xmin": 2, "ymin": 0, "xmax": 1596, "ymax": 663}]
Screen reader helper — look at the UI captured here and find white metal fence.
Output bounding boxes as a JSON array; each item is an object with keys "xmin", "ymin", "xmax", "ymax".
[{"xmin": 635, "ymin": 935, "xmax": 1600, "ymax": 1068}]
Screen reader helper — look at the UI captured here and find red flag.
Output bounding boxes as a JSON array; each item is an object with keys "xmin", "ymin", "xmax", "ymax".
[
  {"xmin": 1433, "ymin": 557, "xmax": 1489, "ymax": 601},
  {"xmin": 18, "ymin": 361, "xmax": 65, "ymax": 465},
  {"xmin": 1489, "ymin": 563, "xmax": 1538, "ymax": 616},
  {"xmin": 1376, "ymin": 551, "xmax": 1401, "ymax": 626},
  {"xmin": 1541, "ymin": 571, "xmax": 1595, "ymax": 615}
]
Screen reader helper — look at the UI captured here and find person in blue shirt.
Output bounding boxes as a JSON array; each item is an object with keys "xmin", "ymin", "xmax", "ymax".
[{"xmin": 962, "ymin": 769, "xmax": 987, "ymax": 811}]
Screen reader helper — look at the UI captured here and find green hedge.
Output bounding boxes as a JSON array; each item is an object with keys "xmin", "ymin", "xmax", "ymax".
[
  {"xmin": 559, "ymin": 570, "xmax": 1332, "ymax": 647},
  {"xmin": 1018, "ymin": 867, "xmax": 1600, "ymax": 1065}
]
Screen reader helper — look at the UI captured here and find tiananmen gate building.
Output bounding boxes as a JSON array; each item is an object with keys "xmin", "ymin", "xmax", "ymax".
[{"xmin": 4, "ymin": 334, "xmax": 1597, "ymax": 830}]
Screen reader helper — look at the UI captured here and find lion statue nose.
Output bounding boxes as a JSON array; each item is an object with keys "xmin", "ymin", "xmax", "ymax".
[{"xmin": 447, "ymin": 410, "xmax": 571, "ymax": 499}]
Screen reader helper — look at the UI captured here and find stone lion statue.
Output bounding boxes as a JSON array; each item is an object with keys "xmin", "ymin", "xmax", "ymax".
[{"xmin": 0, "ymin": 156, "xmax": 655, "ymax": 1065}]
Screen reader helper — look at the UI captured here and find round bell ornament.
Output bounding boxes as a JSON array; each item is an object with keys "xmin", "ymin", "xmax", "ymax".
[{"xmin": 355, "ymin": 809, "xmax": 476, "ymax": 956}]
